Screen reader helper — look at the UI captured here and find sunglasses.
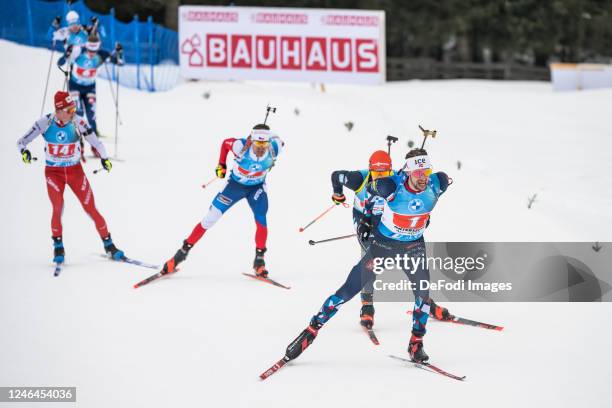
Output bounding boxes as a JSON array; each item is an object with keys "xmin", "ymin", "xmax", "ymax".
[
  {"xmin": 410, "ymin": 168, "xmax": 433, "ymax": 178},
  {"xmin": 253, "ymin": 140, "xmax": 270, "ymax": 147},
  {"xmin": 371, "ymin": 170, "xmax": 392, "ymax": 178},
  {"xmin": 62, "ymin": 106, "xmax": 76, "ymax": 114}
]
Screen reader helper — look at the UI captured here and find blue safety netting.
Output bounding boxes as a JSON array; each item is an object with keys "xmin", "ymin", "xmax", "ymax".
[{"xmin": 0, "ymin": 0, "xmax": 180, "ymax": 91}]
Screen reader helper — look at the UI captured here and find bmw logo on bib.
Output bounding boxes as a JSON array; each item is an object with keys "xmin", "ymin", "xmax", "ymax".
[
  {"xmin": 56, "ymin": 131, "xmax": 67, "ymax": 142},
  {"xmin": 408, "ymin": 198, "xmax": 424, "ymax": 211}
]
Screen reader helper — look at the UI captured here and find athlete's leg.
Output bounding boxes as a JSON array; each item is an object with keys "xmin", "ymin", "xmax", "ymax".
[
  {"xmin": 45, "ymin": 166, "xmax": 67, "ymax": 238},
  {"xmin": 285, "ymin": 239, "xmax": 379, "ymax": 361},
  {"xmin": 246, "ymin": 184, "xmax": 268, "ymax": 250},
  {"xmin": 164, "ymin": 180, "xmax": 251, "ymax": 274},
  {"xmin": 65, "ymin": 164, "xmax": 109, "ymax": 238},
  {"xmin": 83, "ymin": 86, "xmax": 97, "ymax": 134},
  {"xmin": 399, "ymin": 238, "xmax": 431, "ymax": 337},
  {"xmin": 185, "ymin": 179, "xmax": 250, "ymax": 246},
  {"xmin": 310, "ymin": 241, "xmax": 380, "ymax": 328}
]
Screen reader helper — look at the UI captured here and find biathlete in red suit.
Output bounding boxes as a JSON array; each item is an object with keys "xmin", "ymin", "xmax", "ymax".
[{"xmin": 17, "ymin": 91, "xmax": 125, "ymax": 264}]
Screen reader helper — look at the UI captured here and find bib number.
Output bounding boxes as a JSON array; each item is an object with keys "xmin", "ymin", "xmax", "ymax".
[{"xmin": 48, "ymin": 143, "xmax": 77, "ymax": 158}]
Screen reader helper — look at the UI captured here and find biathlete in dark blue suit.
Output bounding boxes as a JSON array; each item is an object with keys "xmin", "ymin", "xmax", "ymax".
[
  {"xmin": 329, "ymin": 150, "xmax": 394, "ymax": 329},
  {"xmin": 283, "ymin": 148, "xmax": 452, "ymax": 364}
]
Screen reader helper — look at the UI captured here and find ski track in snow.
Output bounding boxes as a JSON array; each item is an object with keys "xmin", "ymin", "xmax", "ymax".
[{"xmin": 1, "ymin": 40, "xmax": 611, "ymax": 408}]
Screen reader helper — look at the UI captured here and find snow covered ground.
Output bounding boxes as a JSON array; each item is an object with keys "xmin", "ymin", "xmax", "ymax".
[{"xmin": 1, "ymin": 40, "xmax": 611, "ymax": 407}]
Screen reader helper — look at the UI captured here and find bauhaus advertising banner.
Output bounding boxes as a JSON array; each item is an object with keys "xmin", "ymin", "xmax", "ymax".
[{"xmin": 178, "ymin": 6, "xmax": 386, "ymax": 84}]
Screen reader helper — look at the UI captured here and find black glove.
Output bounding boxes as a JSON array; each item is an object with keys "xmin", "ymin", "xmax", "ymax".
[
  {"xmin": 65, "ymin": 44, "xmax": 73, "ymax": 58},
  {"xmin": 52, "ymin": 16, "xmax": 61, "ymax": 29},
  {"xmin": 114, "ymin": 43, "xmax": 124, "ymax": 65},
  {"xmin": 21, "ymin": 149, "xmax": 32, "ymax": 164},
  {"xmin": 101, "ymin": 158, "xmax": 112, "ymax": 172},
  {"xmin": 357, "ymin": 217, "xmax": 373, "ymax": 243}
]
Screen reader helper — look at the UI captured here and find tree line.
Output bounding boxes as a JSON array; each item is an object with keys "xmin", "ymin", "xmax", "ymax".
[{"xmin": 84, "ymin": 0, "xmax": 612, "ymax": 66}]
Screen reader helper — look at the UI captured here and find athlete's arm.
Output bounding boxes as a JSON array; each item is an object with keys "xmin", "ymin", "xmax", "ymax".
[
  {"xmin": 218, "ymin": 138, "xmax": 239, "ymax": 166},
  {"xmin": 331, "ymin": 170, "xmax": 366, "ymax": 195},
  {"xmin": 270, "ymin": 136, "xmax": 284, "ymax": 157},
  {"xmin": 363, "ymin": 176, "xmax": 398, "ymax": 216},
  {"xmin": 97, "ymin": 49, "xmax": 111, "ymax": 65},
  {"xmin": 16, "ymin": 115, "xmax": 52, "ymax": 152},
  {"xmin": 366, "ymin": 176, "xmax": 398, "ymax": 200},
  {"xmin": 431, "ymin": 172, "xmax": 450, "ymax": 196},
  {"xmin": 78, "ymin": 116, "xmax": 108, "ymax": 159}
]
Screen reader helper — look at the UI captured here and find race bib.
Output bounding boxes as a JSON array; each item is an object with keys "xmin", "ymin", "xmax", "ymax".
[{"xmin": 382, "ymin": 211, "xmax": 430, "ymax": 237}]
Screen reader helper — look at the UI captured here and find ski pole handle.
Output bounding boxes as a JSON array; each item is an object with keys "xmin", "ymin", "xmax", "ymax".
[
  {"xmin": 299, "ymin": 203, "xmax": 348, "ymax": 232},
  {"xmin": 308, "ymin": 233, "xmax": 357, "ymax": 246},
  {"xmin": 201, "ymin": 177, "xmax": 218, "ymax": 189}
]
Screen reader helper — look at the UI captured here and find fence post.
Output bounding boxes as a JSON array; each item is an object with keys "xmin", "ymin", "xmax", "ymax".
[
  {"xmin": 110, "ymin": 7, "xmax": 116, "ymax": 81},
  {"xmin": 147, "ymin": 15, "xmax": 155, "ymax": 92},
  {"xmin": 134, "ymin": 14, "xmax": 140, "ymax": 90},
  {"xmin": 25, "ymin": 0, "xmax": 34, "ymax": 46}
]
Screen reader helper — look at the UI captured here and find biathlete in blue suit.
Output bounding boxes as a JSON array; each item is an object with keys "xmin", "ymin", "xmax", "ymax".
[
  {"xmin": 283, "ymin": 148, "xmax": 452, "ymax": 364},
  {"xmin": 330, "ymin": 150, "xmax": 453, "ymax": 331},
  {"xmin": 57, "ymin": 34, "xmax": 123, "ymax": 144},
  {"xmin": 161, "ymin": 124, "xmax": 284, "ymax": 278}
]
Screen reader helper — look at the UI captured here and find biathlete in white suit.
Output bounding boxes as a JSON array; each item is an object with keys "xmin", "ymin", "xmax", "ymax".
[
  {"xmin": 16, "ymin": 91, "xmax": 124, "ymax": 264},
  {"xmin": 161, "ymin": 124, "xmax": 284, "ymax": 277}
]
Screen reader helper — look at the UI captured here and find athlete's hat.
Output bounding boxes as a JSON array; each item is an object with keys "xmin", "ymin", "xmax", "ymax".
[
  {"xmin": 250, "ymin": 124, "xmax": 272, "ymax": 142},
  {"xmin": 54, "ymin": 91, "xmax": 76, "ymax": 110},
  {"xmin": 369, "ymin": 150, "xmax": 392, "ymax": 171},
  {"xmin": 66, "ymin": 10, "xmax": 80, "ymax": 25},
  {"xmin": 405, "ymin": 154, "xmax": 432, "ymax": 172}
]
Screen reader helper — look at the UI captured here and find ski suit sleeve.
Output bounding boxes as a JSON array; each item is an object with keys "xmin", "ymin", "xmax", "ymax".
[
  {"xmin": 77, "ymin": 116, "xmax": 108, "ymax": 159},
  {"xmin": 17, "ymin": 115, "xmax": 52, "ymax": 152},
  {"xmin": 52, "ymin": 27, "xmax": 69, "ymax": 43},
  {"xmin": 364, "ymin": 176, "xmax": 398, "ymax": 216},
  {"xmin": 331, "ymin": 170, "xmax": 366, "ymax": 195},
  {"xmin": 57, "ymin": 53, "xmax": 67, "ymax": 68},
  {"xmin": 57, "ymin": 45, "xmax": 79, "ymax": 68},
  {"xmin": 270, "ymin": 136, "xmax": 284, "ymax": 157},
  {"xmin": 218, "ymin": 138, "xmax": 238, "ymax": 166},
  {"xmin": 431, "ymin": 172, "xmax": 450, "ymax": 197},
  {"xmin": 97, "ymin": 49, "xmax": 111, "ymax": 65}
]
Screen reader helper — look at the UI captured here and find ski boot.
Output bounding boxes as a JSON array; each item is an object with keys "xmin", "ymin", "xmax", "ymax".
[
  {"xmin": 429, "ymin": 299, "xmax": 453, "ymax": 321},
  {"xmin": 253, "ymin": 247, "xmax": 268, "ymax": 278},
  {"xmin": 102, "ymin": 234, "xmax": 125, "ymax": 261},
  {"xmin": 408, "ymin": 334, "xmax": 429, "ymax": 363},
  {"xmin": 360, "ymin": 293, "xmax": 375, "ymax": 329},
  {"xmin": 52, "ymin": 236, "xmax": 65, "ymax": 264},
  {"xmin": 162, "ymin": 240, "xmax": 192, "ymax": 275},
  {"xmin": 285, "ymin": 319, "xmax": 320, "ymax": 361}
]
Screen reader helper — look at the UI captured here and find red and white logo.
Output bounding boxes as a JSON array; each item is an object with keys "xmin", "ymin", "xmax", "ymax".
[{"xmin": 181, "ymin": 34, "xmax": 204, "ymax": 67}]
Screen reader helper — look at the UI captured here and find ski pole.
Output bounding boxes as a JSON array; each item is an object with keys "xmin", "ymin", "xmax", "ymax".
[
  {"xmin": 114, "ymin": 64, "xmax": 120, "ymax": 159},
  {"xmin": 40, "ymin": 40, "xmax": 56, "ymax": 116},
  {"xmin": 201, "ymin": 177, "xmax": 218, "ymax": 189},
  {"xmin": 308, "ymin": 233, "xmax": 357, "ymax": 246},
  {"xmin": 299, "ymin": 203, "xmax": 348, "ymax": 232},
  {"xmin": 103, "ymin": 61, "xmax": 123, "ymax": 125},
  {"xmin": 92, "ymin": 167, "xmax": 106, "ymax": 174}
]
